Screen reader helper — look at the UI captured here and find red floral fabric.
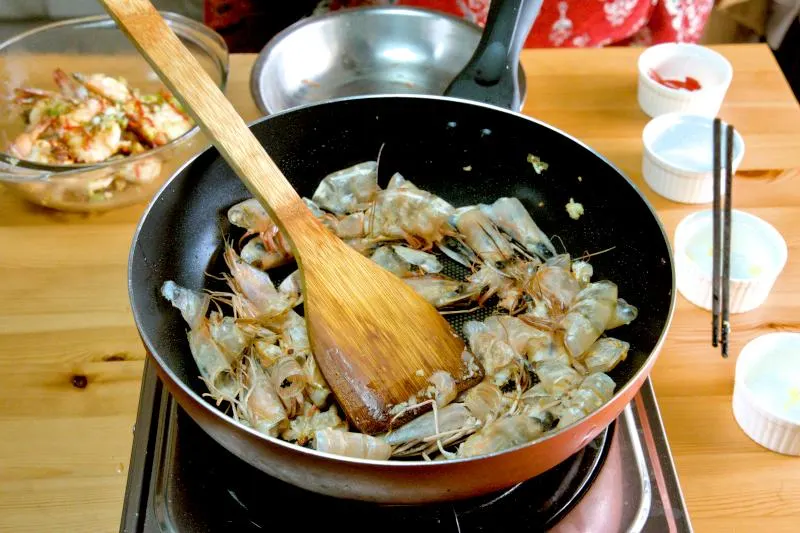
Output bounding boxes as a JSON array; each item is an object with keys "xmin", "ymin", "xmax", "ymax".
[{"xmin": 316, "ymin": 0, "xmax": 714, "ymax": 48}]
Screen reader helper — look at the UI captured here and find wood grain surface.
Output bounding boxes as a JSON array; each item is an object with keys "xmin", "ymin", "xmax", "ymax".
[{"xmin": 0, "ymin": 44, "xmax": 799, "ymax": 532}]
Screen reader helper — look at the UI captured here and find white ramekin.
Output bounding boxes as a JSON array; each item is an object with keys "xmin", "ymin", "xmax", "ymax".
[
  {"xmin": 733, "ymin": 332, "xmax": 800, "ymax": 456},
  {"xmin": 642, "ymin": 113, "xmax": 745, "ymax": 204},
  {"xmin": 637, "ymin": 43, "xmax": 733, "ymax": 118},
  {"xmin": 674, "ymin": 209, "xmax": 787, "ymax": 313}
]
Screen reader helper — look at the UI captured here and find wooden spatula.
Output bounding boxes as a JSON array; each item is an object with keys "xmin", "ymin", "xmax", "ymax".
[{"xmin": 100, "ymin": 0, "xmax": 483, "ymax": 435}]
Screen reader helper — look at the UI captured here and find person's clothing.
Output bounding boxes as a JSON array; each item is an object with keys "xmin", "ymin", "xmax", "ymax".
[{"xmin": 203, "ymin": 0, "xmax": 714, "ymax": 52}]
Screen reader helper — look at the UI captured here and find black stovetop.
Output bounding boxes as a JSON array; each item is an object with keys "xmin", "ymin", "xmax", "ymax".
[{"xmin": 120, "ymin": 358, "xmax": 692, "ymax": 533}]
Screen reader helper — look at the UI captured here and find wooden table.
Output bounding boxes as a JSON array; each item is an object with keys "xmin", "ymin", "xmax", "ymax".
[{"xmin": 1, "ymin": 44, "xmax": 799, "ymax": 533}]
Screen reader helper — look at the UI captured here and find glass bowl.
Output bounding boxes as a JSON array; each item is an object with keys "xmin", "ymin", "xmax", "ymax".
[{"xmin": 0, "ymin": 12, "xmax": 228, "ymax": 212}]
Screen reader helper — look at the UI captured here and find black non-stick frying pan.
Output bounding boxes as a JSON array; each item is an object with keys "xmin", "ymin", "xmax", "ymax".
[{"xmin": 127, "ymin": 0, "xmax": 675, "ymax": 503}]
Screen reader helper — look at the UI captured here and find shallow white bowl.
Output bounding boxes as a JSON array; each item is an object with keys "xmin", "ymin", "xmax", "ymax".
[
  {"xmin": 674, "ymin": 209, "xmax": 787, "ymax": 313},
  {"xmin": 642, "ymin": 113, "xmax": 745, "ymax": 204},
  {"xmin": 637, "ymin": 43, "xmax": 733, "ymax": 118},
  {"xmin": 733, "ymin": 332, "xmax": 800, "ymax": 456}
]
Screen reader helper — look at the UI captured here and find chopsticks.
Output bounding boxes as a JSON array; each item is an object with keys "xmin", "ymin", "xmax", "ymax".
[{"xmin": 712, "ymin": 118, "xmax": 734, "ymax": 358}]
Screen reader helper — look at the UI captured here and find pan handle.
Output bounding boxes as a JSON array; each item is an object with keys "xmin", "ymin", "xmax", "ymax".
[{"xmin": 443, "ymin": 0, "xmax": 543, "ymax": 111}]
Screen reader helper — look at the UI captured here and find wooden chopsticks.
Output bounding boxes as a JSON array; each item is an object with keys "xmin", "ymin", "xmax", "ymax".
[{"xmin": 712, "ymin": 118, "xmax": 734, "ymax": 358}]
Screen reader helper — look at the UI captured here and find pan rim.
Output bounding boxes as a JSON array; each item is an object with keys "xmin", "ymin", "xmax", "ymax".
[{"xmin": 128, "ymin": 93, "xmax": 677, "ymax": 468}]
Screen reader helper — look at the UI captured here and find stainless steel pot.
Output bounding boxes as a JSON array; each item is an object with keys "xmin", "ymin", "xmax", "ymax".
[{"xmin": 250, "ymin": 5, "xmax": 527, "ymax": 114}]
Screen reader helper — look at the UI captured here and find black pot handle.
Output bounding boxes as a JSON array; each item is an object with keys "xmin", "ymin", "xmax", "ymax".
[{"xmin": 443, "ymin": 0, "xmax": 543, "ymax": 111}]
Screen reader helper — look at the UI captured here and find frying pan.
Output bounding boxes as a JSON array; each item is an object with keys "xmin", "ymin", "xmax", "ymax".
[{"xmin": 127, "ymin": 0, "xmax": 676, "ymax": 503}]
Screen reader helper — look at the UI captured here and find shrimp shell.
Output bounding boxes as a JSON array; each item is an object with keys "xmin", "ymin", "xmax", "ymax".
[
  {"xmin": 463, "ymin": 381, "xmax": 505, "ymax": 423},
  {"xmin": 464, "ymin": 321, "xmax": 522, "ymax": 387},
  {"xmin": 534, "ymin": 360, "xmax": 583, "ymax": 396},
  {"xmin": 208, "ymin": 311, "xmax": 250, "ymax": 364},
  {"xmin": 458, "ymin": 415, "xmax": 544, "ymax": 458},
  {"xmin": 428, "ymin": 370, "xmax": 456, "ymax": 407},
  {"xmin": 580, "ymin": 337, "xmax": 629, "ymax": 374},
  {"xmin": 370, "ymin": 246, "xmax": 412, "ymax": 278},
  {"xmin": 606, "ymin": 298, "xmax": 639, "ymax": 329},
  {"xmin": 224, "ymin": 245, "xmax": 292, "ymax": 318},
  {"xmin": 479, "ymin": 197, "xmax": 556, "ymax": 260},
  {"xmin": 282, "ymin": 404, "xmax": 346, "ymax": 446},
  {"xmin": 561, "ymin": 281, "xmax": 618, "ymax": 358},
  {"xmin": 403, "ymin": 275, "xmax": 477, "ymax": 309},
  {"xmin": 571, "ymin": 260, "xmax": 593, "ymax": 285},
  {"xmin": 554, "ymin": 373, "xmax": 616, "ymax": 429},
  {"xmin": 385, "ymin": 403, "xmax": 475, "ymax": 446},
  {"xmin": 253, "ymin": 339, "xmax": 282, "ymax": 369},
  {"xmin": 186, "ymin": 326, "xmax": 237, "ymax": 401},
  {"xmin": 311, "ymin": 160, "xmax": 378, "ymax": 214},
  {"xmin": 314, "ymin": 428, "xmax": 392, "ymax": 460},
  {"xmin": 270, "ymin": 356, "xmax": 306, "ymax": 401},
  {"xmin": 532, "ymin": 262, "xmax": 581, "ymax": 312},
  {"xmin": 303, "ymin": 355, "xmax": 332, "ymax": 408},
  {"xmin": 392, "ymin": 245, "xmax": 443, "ymax": 273},
  {"xmin": 160, "ymin": 280, "xmax": 209, "ymax": 331},
  {"xmin": 452, "ymin": 206, "xmax": 514, "ymax": 266},
  {"xmin": 241, "ymin": 238, "xmax": 292, "ymax": 271},
  {"xmin": 240, "ymin": 357, "xmax": 286, "ymax": 437}
]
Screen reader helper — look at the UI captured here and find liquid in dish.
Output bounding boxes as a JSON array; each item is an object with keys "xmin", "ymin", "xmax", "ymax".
[{"xmin": 161, "ymin": 161, "xmax": 639, "ymax": 462}]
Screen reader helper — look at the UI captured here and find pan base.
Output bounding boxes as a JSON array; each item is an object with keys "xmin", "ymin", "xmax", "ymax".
[{"xmin": 121, "ymin": 360, "xmax": 692, "ymax": 532}]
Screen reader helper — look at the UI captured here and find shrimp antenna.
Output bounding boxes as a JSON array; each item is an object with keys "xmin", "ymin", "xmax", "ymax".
[{"xmin": 575, "ymin": 246, "xmax": 617, "ymax": 262}]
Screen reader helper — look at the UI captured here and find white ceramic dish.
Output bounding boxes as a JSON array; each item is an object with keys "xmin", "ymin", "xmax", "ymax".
[
  {"xmin": 674, "ymin": 209, "xmax": 787, "ymax": 313},
  {"xmin": 637, "ymin": 43, "xmax": 733, "ymax": 118},
  {"xmin": 642, "ymin": 113, "xmax": 744, "ymax": 204},
  {"xmin": 733, "ymin": 332, "xmax": 800, "ymax": 456}
]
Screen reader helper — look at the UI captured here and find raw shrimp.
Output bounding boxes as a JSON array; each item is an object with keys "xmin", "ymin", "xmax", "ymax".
[
  {"xmin": 480, "ymin": 197, "xmax": 557, "ymax": 259},
  {"xmin": 452, "ymin": 206, "xmax": 514, "ymax": 266},
  {"xmin": 579, "ymin": 337, "xmax": 629, "ymax": 374},
  {"xmin": 458, "ymin": 415, "xmax": 544, "ymax": 458},
  {"xmin": 561, "ymin": 280, "xmax": 618, "ymax": 358},
  {"xmin": 314, "ymin": 428, "xmax": 392, "ymax": 460},
  {"xmin": 238, "ymin": 356, "xmax": 286, "ymax": 437},
  {"xmin": 282, "ymin": 404, "xmax": 346, "ymax": 445},
  {"xmin": 311, "ymin": 161, "xmax": 379, "ymax": 214}
]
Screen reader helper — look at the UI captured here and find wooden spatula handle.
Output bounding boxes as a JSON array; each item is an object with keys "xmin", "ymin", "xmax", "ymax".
[{"xmin": 99, "ymin": 0, "xmax": 311, "ymax": 237}]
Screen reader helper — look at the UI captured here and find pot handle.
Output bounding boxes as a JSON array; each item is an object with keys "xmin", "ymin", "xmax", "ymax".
[{"xmin": 443, "ymin": 0, "xmax": 543, "ymax": 111}]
